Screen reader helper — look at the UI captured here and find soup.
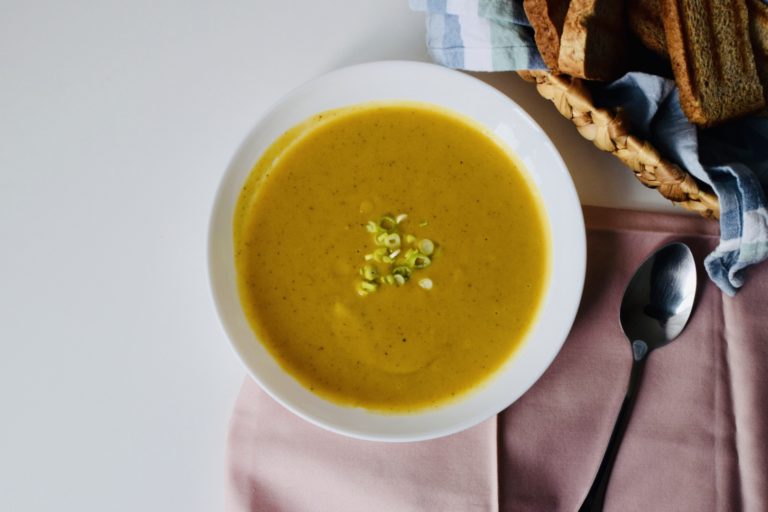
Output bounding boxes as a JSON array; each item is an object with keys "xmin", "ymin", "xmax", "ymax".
[{"xmin": 234, "ymin": 102, "xmax": 550, "ymax": 412}]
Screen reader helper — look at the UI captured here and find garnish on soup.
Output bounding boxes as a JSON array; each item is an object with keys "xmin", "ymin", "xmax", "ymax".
[{"xmin": 357, "ymin": 213, "xmax": 439, "ymax": 295}]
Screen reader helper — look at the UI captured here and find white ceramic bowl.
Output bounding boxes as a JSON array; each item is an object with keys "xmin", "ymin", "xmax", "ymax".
[{"xmin": 208, "ymin": 61, "xmax": 585, "ymax": 442}]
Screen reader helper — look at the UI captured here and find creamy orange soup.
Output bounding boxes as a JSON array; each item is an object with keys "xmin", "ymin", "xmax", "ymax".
[{"xmin": 234, "ymin": 102, "xmax": 550, "ymax": 412}]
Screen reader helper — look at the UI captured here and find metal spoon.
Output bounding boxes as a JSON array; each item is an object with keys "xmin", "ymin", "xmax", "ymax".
[{"xmin": 578, "ymin": 242, "xmax": 697, "ymax": 512}]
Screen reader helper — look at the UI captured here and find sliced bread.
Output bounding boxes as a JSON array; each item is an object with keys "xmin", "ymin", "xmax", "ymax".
[
  {"xmin": 661, "ymin": 0, "xmax": 764, "ymax": 125},
  {"xmin": 747, "ymin": 0, "xmax": 768, "ymax": 105},
  {"xmin": 628, "ymin": 0, "xmax": 667, "ymax": 57},
  {"xmin": 523, "ymin": 0, "xmax": 571, "ymax": 72},
  {"xmin": 558, "ymin": 0, "xmax": 627, "ymax": 80}
]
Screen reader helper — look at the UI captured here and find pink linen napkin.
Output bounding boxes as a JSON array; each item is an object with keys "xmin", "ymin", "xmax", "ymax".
[{"xmin": 225, "ymin": 206, "xmax": 768, "ymax": 512}]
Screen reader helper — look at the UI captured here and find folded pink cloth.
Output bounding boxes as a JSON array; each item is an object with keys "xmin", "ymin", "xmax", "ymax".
[{"xmin": 225, "ymin": 206, "xmax": 768, "ymax": 512}]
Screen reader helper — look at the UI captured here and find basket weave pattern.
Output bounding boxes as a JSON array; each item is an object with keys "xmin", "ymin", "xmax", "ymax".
[{"xmin": 520, "ymin": 71, "xmax": 720, "ymax": 219}]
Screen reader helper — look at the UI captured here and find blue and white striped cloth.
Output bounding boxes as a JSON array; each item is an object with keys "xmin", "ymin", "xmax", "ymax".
[
  {"xmin": 411, "ymin": 0, "xmax": 768, "ymax": 295},
  {"xmin": 411, "ymin": 0, "xmax": 545, "ymax": 70}
]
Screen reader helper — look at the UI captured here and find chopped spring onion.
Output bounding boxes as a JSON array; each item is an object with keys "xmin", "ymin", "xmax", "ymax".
[
  {"xmin": 358, "ymin": 211, "xmax": 440, "ymax": 294},
  {"xmin": 361, "ymin": 265, "xmax": 379, "ymax": 281},
  {"xmin": 406, "ymin": 252, "xmax": 431, "ymax": 269},
  {"xmin": 372, "ymin": 247, "xmax": 388, "ymax": 261},
  {"xmin": 379, "ymin": 216, "xmax": 397, "ymax": 232},
  {"xmin": 384, "ymin": 233, "xmax": 401, "ymax": 250},
  {"xmin": 413, "ymin": 255, "xmax": 431, "ymax": 269},
  {"xmin": 417, "ymin": 239, "xmax": 434, "ymax": 256},
  {"xmin": 392, "ymin": 266, "xmax": 412, "ymax": 280},
  {"xmin": 404, "ymin": 248, "xmax": 418, "ymax": 260},
  {"xmin": 358, "ymin": 281, "xmax": 379, "ymax": 295}
]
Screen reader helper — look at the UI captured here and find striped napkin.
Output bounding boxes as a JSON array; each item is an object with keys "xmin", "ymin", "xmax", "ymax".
[
  {"xmin": 409, "ymin": 0, "xmax": 545, "ymax": 70},
  {"xmin": 410, "ymin": 0, "xmax": 768, "ymax": 295}
]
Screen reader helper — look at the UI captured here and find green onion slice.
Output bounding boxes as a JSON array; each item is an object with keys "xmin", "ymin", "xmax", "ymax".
[
  {"xmin": 392, "ymin": 266, "xmax": 412, "ymax": 280},
  {"xmin": 418, "ymin": 239, "xmax": 434, "ymax": 256},
  {"xmin": 413, "ymin": 255, "xmax": 431, "ymax": 269},
  {"xmin": 379, "ymin": 216, "xmax": 397, "ymax": 232},
  {"xmin": 384, "ymin": 233, "xmax": 401, "ymax": 250},
  {"xmin": 362, "ymin": 265, "xmax": 379, "ymax": 281}
]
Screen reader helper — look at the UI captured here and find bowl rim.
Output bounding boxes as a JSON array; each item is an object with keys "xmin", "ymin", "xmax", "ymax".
[{"xmin": 208, "ymin": 60, "xmax": 586, "ymax": 442}]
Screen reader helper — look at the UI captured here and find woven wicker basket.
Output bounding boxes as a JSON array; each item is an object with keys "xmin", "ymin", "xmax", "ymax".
[{"xmin": 519, "ymin": 71, "xmax": 720, "ymax": 219}]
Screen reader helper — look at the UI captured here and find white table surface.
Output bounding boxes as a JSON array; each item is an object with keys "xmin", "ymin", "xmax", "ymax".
[{"xmin": 0, "ymin": 1, "xmax": 678, "ymax": 510}]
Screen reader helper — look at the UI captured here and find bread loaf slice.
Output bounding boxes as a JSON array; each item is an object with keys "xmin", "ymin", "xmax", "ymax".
[
  {"xmin": 629, "ymin": 0, "xmax": 667, "ymax": 56},
  {"xmin": 558, "ymin": 0, "xmax": 627, "ymax": 80},
  {"xmin": 630, "ymin": 0, "xmax": 768, "ymax": 84},
  {"xmin": 661, "ymin": 0, "xmax": 764, "ymax": 126},
  {"xmin": 524, "ymin": 0, "xmax": 571, "ymax": 72},
  {"xmin": 747, "ymin": 0, "xmax": 768, "ymax": 105}
]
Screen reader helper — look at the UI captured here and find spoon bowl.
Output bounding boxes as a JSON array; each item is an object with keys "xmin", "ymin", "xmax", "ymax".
[{"xmin": 620, "ymin": 242, "xmax": 697, "ymax": 350}]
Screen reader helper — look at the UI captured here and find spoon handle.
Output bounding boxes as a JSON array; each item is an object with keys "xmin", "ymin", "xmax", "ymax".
[{"xmin": 578, "ymin": 341, "xmax": 649, "ymax": 512}]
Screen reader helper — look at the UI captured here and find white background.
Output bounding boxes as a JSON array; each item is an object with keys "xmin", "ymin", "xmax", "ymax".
[{"xmin": 0, "ymin": 1, "xmax": 675, "ymax": 510}]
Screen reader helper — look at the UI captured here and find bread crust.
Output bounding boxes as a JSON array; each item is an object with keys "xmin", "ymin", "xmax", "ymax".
[
  {"xmin": 661, "ymin": 0, "xmax": 764, "ymax": 126},
  {"xmin": 629, "ymin": 0, "xmax": 667, "ymax": 56},
  {"xmin": 524, "ymin": 0, "xmax": 571, "ymax": 72},
  {"xmin": 558, "ymin": 0, "xmax": 627, "ymax": 80},
  {"xmin": 747, "ymin": 0, "xmax": 768, "ymax": 104}
]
